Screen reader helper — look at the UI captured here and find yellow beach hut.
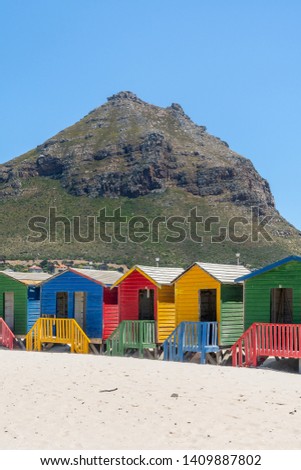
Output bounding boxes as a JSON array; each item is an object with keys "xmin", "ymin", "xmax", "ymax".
[{"xmin": 174, "ymin": 262, "xmax": 250, "ymax": 346}]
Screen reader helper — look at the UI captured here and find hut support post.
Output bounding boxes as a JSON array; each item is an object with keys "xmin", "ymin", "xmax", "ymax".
[{"xmin": 298, "ymin": 359, "xmax": 301, "ymax": 374}]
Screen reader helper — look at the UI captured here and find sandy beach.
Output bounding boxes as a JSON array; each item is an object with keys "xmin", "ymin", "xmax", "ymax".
[{"xmin": 0, "ymin": 349, "xmax": 300, "ymax": 450}]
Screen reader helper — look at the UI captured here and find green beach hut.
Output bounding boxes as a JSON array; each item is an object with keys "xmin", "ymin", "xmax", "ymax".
[
  {"xmin": 235, "ymin": 255, "xmax": 301, "ymax": 330},
  {"xmin": 0, "ymin": 271, "xmax": 51, "ymax": 335}
]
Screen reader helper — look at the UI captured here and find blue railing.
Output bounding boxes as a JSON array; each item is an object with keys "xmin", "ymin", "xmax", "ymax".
[{"xmin": 163, "ymin": 321, "xmax": 219, "ymax": 364}]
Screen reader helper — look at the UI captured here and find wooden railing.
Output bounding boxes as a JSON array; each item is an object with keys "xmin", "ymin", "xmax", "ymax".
[
  {"xmin": 0, "ymin": 318, "xmax": 15, "ymax": 350},
  {"xmin": 232, "ymin": 323, "xmax": 301, "ymax": 367},
  {"xmin": 106, "ymin": 321, "xmax": 123, "ymax": 356},
  {"xmin": 25, "ymin": 318, "xmax": 91, "ymax": 354},
  {"xmin": 106, "ymin": 320, "xmax": 156, "ymax": 357},
  {"xmin": 163, "ymin": 321, "xmax": 219, "ymax": 364}
]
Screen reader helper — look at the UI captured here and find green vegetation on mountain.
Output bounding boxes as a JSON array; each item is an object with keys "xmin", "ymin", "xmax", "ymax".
[{"xmin": 0, "ymin": 91, "xmax": 300, "ymax": 267}]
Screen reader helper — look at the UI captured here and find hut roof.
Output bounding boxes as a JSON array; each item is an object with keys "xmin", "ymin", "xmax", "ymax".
[
  {"xmin": 234, "ymin": 255, "xmax": 301, "ymax": 282},
  {"xmin": 195, "ymin": 262, "xmax": 250, "ymax": 284},
  {"xmin": 0, "ymin": 270, "xmax": 52, "ymax": 285},
  {"xmin": 70, "ymin": 268, "xmax": 123, "ymax": 287},
  {"xmin": 112, "ymin": 265, "xmax": 184, "ymax": 287},
  {"xmin": 173, "ymin": 262, "xmax": 250, "ymax": 284},
  {"xmin": 136, "ymin": 265, "xmax": 184, "ymax": 285}
]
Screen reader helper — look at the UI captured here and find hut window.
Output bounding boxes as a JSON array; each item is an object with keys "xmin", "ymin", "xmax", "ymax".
[
  {"xmin": 270, "ymin": 288, "xmax": 293, "ymax": 323},
  {"xmin": 28, "ymin": 286, "xmax": 40, "ymax": 301},
  {"xmin": 103, "ymin": 287, "xmax": 118, "ymax": 305},
  {"xmin": 56, "ymin": 292, "xmax": 68, "ymax": 318},
  {"xmin": 199, "ymin": 289, "xmax": 217, "ymax": 322}
]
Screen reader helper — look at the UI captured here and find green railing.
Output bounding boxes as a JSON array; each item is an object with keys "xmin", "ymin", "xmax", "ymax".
[{"xmin": 106, "ymin": 320, "xmax": 156, "ymax": 357}]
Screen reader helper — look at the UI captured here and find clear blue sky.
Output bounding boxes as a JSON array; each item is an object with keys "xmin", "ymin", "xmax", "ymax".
[{"xmin": 1, "ymin": 0, "xmax": 301, "ymax": 229}]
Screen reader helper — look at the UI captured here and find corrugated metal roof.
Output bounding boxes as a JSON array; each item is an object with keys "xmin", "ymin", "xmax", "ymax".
[
  {"xmin": 136, "ymin": 265, "xmax": 184, "ymax": 285},
  {"xmin": 194, "ymin": 262, "xmax": 250, "ymax": 284},
  {"xmin": 1, "ymin": 270, "xmax": 52, "ymax": 285},
  {"xmin": 70, "ymin": 268, "xmax": 123, "ymax": 286}
]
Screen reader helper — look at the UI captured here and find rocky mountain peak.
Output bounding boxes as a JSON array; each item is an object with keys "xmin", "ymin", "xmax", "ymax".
[
  {"xmin": 0, "ymin": 91, "xmax": 300, "ymax": 264},
  {"xmin": 107, "ymin": 91, "xmax": 143, "ymax": 104},
  {"xmin": 169, "ymin": 102, "xmax": 186, "ymax": 116},
  {"xmin": 0, "ymin": 91, "xmax": 275, "ymax": 211}
]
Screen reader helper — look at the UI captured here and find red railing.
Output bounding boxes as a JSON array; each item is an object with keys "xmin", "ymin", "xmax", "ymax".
[
  {"xmin": 232, "ymin": 323, "xmax": 301, "ymax": 367},
  {"xmin": 0, "ymin": 318, "xmax": 15, "ymax": 350}
]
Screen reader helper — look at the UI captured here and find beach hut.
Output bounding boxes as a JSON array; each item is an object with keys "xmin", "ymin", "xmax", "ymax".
[
  {"xmin": 40, "ymin": 268, "xmax": 122, "ymax": 340},
  {"xmin": 235, "ymin": 255, "xmax": 301, "ymax": 330},
  {"xmin": 0, "ymin": 271, "xmax": 52, "ymax": 335},
  {"xmin": 173, "ymin": 262, "xmax": 250, "ymax": 346},
  {"xmin": 112, "ymin": 265, "xmax": 184, "ymax": 343}
]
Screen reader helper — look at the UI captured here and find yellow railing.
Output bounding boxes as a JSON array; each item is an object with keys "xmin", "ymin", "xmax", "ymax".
[{"xmin": 25, "ymin": 318, "xmax": 90, "ymax": 354}]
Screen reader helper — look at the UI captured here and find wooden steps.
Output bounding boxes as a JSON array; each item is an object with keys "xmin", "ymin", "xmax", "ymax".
[
  {"xmin": 163, "ymin": 321, "xmax": 219, "ymax": 364},
  {"xmin": 232, "ymin": 322, "xmax": 301, "ymax": 368},
  {"xmin": 0, "ymin": 318, "xmax": 16, "ymax": 350},
  {"xmin": 25, "ymin": 318, "xmax": 91, "ymax": 354},
  {"xmin": 106, "ymin": 320, "xmax": 156, "ymax": 357}
]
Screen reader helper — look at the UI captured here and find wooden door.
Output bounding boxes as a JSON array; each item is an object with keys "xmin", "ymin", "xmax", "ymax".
[
  {"xmin": 74, "ymin": 292, "xmax": 86, "ymax": 329},
  {"xmin": 270, "ymin": 288, "xmax": 293, "ymax": 323},
  {"xmin": 4, "ymin": 292, "xmax": 14, "ymax": 330},
  {"xmin": 139, "ymin": 289, "xmax": 155, "ymax": 320},
  {"xmin": 56, "ymin": 292, "xmax": 68, "ymax": 318},
  {"xmin": 199, "ymin": 289, "xmax": 217, "ymax": 322}
]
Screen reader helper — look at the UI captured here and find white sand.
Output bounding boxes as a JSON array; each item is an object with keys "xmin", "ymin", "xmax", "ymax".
[{"xmin": 0, "ymin": 349, "xmax": 300, "ymax": 450}]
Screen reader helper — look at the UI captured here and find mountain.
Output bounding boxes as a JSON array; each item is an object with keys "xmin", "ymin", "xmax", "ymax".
[{"xmin": 0, "ymin": 91, "xmax": 300, "ymax": 267}]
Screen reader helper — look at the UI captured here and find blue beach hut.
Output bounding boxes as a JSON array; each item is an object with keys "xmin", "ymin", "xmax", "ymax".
[{"xmin": 40, "ymin": 268, "xmax": 122, "ymax": 340}]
